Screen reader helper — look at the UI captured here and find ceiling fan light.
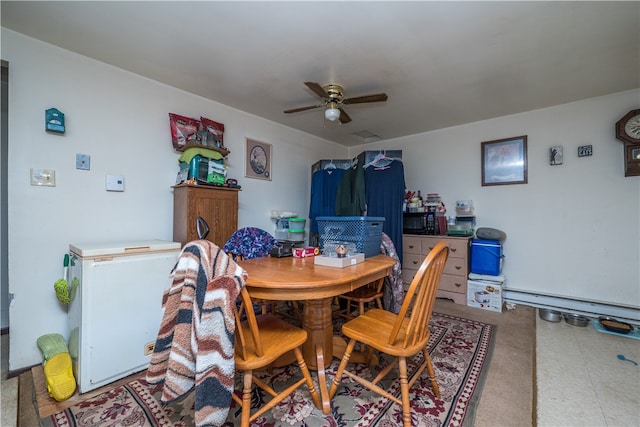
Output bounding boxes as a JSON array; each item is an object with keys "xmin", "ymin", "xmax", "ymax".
[{"xmin": 325, "ymin": 107, "xmax": 340, "ymax": 121}]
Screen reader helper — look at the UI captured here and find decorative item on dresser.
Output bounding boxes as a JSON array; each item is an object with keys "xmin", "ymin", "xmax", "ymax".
[
  {"xmin": 172, "ymin": 184, "xmax": 239, "ymax": 247},
  {"xmin": 402, "ymin": 234, "xmax": 471, "ymax": 305}
]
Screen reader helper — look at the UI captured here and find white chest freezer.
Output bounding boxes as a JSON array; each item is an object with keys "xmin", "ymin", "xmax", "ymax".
[{"xmin": 67, "ymin": 240, "xmax": 181, "ymax": 393}]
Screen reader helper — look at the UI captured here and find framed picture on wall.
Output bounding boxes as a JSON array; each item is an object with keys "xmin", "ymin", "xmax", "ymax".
[
  {"xmin": 245, "ymin": 138, "xmax": 272, "ymax": 181},
  {"xmin": 481, "ymin": 135, "xmax": 528, "ymax": 186}
]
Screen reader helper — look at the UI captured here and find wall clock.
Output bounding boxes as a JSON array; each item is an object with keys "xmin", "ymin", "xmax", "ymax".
[
  {"xmin": 616, "ymin": 109, "xmax": 640, "ymax": 177},
  {"xmin": 616, "ymin": 109, "xmax": 640, "ymax": 145}
]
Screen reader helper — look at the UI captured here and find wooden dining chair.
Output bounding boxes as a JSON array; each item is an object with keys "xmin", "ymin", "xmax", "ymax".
[
  {"xmin": 224, "ymin": 227, "xmax": 300, "ymax": 320},
  {"xmin": 336, "ymin": 277, "xmax": 385, "ymax": 319},
  {"xmin": 328, "ymin": 240, "xmax": 449, "ymax": 427},
  {"xmin": 232, "ymin": 286, "xmax": 321, "ymax": 426}
]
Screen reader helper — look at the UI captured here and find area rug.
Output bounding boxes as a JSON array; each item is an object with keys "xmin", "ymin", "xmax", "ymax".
[{"xmin": 41, "ymin": 312, "xmax": 494, "ymax": 427}]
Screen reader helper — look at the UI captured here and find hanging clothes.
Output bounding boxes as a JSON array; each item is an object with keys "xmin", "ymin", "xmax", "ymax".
[
  {"xmin": 335, "ymin": 160, "xmax": 366, "ymax": 216},
  {"xmin": 364, "ymin": 159, "xmax": 406, "ymax": 262},
  {"xmin": 309, "ymin": 168, "xmax": 345, "ymax": 233}
]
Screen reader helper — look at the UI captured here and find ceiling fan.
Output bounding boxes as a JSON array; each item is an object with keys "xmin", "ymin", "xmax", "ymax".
[{"xmin": 284, "ymin": 81, "xmax": 388, "ymax": 124}]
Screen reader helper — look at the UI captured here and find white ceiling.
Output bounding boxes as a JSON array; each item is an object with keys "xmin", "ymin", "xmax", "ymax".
[{"xmin": 2, "ymin": 1, "xmax": 639, "ymax": 147}]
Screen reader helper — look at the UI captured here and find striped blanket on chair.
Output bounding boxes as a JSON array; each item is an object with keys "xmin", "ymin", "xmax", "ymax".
[{"xmin": 146, "ymin": 240, "xmax": 246, "ymax": 426}]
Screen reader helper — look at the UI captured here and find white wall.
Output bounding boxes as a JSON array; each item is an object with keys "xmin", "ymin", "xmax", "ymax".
[
  {"xmin": 352, "ymin": 89, "xmax": 640, "ymax": 310},
  {"xmin": 5, "ymin": 27, "xmax": 639, "ymax": 372},
  {"xmin": 3, "ymin": 29, "xmax": 347, "ymax": 370}
]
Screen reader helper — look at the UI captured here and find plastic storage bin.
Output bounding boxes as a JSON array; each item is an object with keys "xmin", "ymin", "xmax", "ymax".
[
  {"xmin": 288, "ymin": 229, "xmax": 305, "ymax": 241},
  {"xmin": 316, "ymin": 216, "xmax": 385, "ymax": 258},
  {"xmin": 470, "ymin": 239, "xmax": 503, "ymax": 275}
]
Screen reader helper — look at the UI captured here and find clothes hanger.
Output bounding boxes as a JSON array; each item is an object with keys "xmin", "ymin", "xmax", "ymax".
[
  {"xmin": 324, "ymin": 159, "xmax": 336, "ymax": 170},
  {"xmin": 364, "ymin": 150, "xmax": 402, "ymax": 170}
]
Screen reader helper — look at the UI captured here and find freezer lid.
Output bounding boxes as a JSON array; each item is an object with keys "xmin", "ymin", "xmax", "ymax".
[{"xmin": 69, "ymin": 239, "xmax": 181, "ymax": 257}]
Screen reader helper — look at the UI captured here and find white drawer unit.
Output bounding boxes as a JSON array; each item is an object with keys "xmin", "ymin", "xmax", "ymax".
[{"xmin": 402, "ymin": 235, "xmax": 471, "ymax": 304}]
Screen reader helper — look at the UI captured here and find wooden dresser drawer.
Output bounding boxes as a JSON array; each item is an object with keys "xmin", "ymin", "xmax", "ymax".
[
  {"xmin": 422, "ymin": 236, "xmax": 467, "ymax": 258},
  {"xmin": 443, "ymin": 257, "xmax": 468, "ymax": 277},
  {"xmin": 403, "ymin": 253, "xmax": 424, "ymax": 270},
  {"xmin": 403, "ymin": 236, "xmax": 423, "ymax": 255},
  {"xmin": 439, "ymin": 273, "xmax": 466, "ymax": 294},
  {"xmin": 445, "ymin": 238, "xmax": 468, "ymax": 259},
  {"xmin": 402, "ymin": 234, "xmax": 471, "ymax": 305}
]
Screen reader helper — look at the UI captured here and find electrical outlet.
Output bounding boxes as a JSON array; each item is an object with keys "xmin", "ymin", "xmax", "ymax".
[
  {"xmin": 30, "ymin": 168, "xmax": 56, "ymax": 186},
  {"xmin": 76, "ymin": 153, "xmax": 91, "ymax": 170},
  {"xmin": 144, "ymin": 342, "xmax": 155, "ymax": 356}
]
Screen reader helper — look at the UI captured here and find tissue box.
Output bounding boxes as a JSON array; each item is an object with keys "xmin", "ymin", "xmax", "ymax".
[
  {"xmin": 467, "ymin": 280, "xmax": 503, "ymax": 312},
  {"xmin": 314, "ymin": 253, "xmax": 364, "ymax": 268}
]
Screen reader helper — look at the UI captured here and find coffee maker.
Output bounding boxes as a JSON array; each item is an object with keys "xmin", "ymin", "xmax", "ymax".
[{"xmin": 425, "ymin": 204, "xmax": 437, "ymax": 235}]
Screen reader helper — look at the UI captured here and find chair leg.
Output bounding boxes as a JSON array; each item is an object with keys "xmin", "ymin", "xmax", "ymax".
[
  {"xmin": 329, "ymin": 339, "xmax": 357, "ymax": 398},
  {"xmin": 293, "ymin": 347, "xmax": 322, "ymax": 411},
  {"xmin": 240, "ymin": 371, "xmax": 253, "ymax": 427},
  {"xmin": 398, "ymin": 357, "xmax": 411, "ymax": 427},
  {"xmin": 424, "ymin": 349, "xmax": 441, "ymax": 398}
]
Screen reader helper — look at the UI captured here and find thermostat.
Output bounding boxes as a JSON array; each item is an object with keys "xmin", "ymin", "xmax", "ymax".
[{"xmin": 106, "ymin": 175, "xmax": 124, "ymax": 192}]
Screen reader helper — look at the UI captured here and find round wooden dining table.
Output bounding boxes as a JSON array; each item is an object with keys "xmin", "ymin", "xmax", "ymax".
[
  {"xmin": 237, "ymin": 254, "xmax": 395, "ymax": 368},
  {"xmin": 237, "ymin": 254, "xmax": 395, "ymax": 414}
]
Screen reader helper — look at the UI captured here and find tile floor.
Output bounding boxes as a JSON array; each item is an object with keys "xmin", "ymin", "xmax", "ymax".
[
  {"xmin": 1, "ymin": 333, "xmax": 19, "ymax": 427},
  {"xmin": 536, "ymin": 313, "xmax": 640, "ymax": 427},
  {"xmin": 1, "ymin": 310, "xmax": 639, "ymax": 427}
]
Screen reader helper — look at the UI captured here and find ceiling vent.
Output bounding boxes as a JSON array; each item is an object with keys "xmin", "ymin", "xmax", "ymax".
[{"xmin": 352, "ymin": 130, "xmax": 382, "ymax": 143}]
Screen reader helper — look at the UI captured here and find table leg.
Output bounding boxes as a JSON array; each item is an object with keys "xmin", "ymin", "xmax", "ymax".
[
  {"xmin": 315, "ymin": 345, "xmax": 331, "ymax": 414},
  {"xmin": 302, "ymin": 297, "xmax": 333, "ymax": 370}
]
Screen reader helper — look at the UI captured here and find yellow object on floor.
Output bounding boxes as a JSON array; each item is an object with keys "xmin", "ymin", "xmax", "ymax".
[
  {"xmin": 43, "ymin": 352, "xmax": 76, "ymax": 401},
  {"xmin": 36, "ymin": 333, "xmax": 76, "ymax": 401}
]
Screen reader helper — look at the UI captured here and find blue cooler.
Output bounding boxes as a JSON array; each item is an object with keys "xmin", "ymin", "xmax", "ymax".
[{"xmin": 470, "ymin": 239, "xmax": 503, "ymax": 275}]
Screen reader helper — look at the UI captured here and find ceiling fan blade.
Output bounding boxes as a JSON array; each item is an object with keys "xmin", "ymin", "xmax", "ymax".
[
  {"xmin": 284, "ymin": 104, "xmax": 323, "ymax": 114},
  {"xmin": 304, "ymin": 81, "xmax": 328, "ymax": 99},
  {"xmin": 338, "ymin": 108, "xmax": 352, "ymax": 124},
  {"xmin": 342, "ymin": 93, "xmax": 388, "ymax": 104}
]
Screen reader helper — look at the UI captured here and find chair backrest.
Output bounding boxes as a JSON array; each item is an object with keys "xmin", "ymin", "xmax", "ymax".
[
  {"xmin": 233, "ymin": 286, "xmax": 263, "ymax": 361},
  {"xmin": 388, "ymin": 240, "xmax": 449, "ymax": 349},
  {"xmin": 223, "ymin": 227, "xmax": 277, "ymax": 260}
]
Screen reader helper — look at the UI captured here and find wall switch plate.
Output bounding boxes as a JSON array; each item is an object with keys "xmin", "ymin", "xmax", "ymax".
[
  {"xmin": 106, "ymin": 175, "xmax": 124, "ymax": 191},
  {"xmin": 31, "ymin": 168, "xmax": 56, "ymax": 186},
  {"xmin": 76, "ymin": 153, "xmax": 91, "ymax": 170}
]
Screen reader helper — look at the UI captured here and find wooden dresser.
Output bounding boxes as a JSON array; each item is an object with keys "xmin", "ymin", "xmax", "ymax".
[
  {"xmin": 402, "ymin": 234, "xmax": 471, "ymax": 305},
  {"xmin": 173, "ymin": 184, "xmax": 239, "ymax": 248}
]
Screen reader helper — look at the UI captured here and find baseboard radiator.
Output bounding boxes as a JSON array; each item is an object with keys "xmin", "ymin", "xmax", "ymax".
[{"xmin": 503, "ymin": 289, "xmax": 640, "ymax": 325}]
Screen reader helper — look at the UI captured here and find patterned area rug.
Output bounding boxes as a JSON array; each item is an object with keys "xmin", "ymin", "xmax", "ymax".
[{"xmin": 42, "ymin": 312, "xmax": 494, "ymax": 427}]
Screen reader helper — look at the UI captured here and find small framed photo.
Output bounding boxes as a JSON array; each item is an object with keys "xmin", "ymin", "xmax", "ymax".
[
  {"xmin": 550, "ymin": 146, "xmax": 563, "ymax": 165},
  {"xmin": 481, "ymin": 135, "xmax": 528, "ymax": 186},
  {"xmin": 245, "ymin": 138, "xmax": 272, "ymax": 181}
]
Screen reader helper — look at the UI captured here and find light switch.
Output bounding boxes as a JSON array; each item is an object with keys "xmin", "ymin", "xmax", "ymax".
[
  {"xmin": 106, "ymin": 175, "xmax": 124, "ymax": 192},
  {"xmin": 76, "ymin": 154, "xmax": 90, "ymax": 170}
]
